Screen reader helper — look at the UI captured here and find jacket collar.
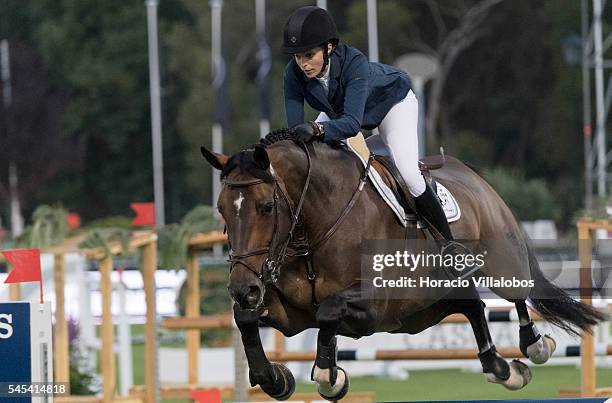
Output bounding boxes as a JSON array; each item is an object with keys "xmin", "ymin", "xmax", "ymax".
[
  {"xmin": 328, "ymin": 49, "xmax": 341, "ymax": 100},
  {"xmin": 304, "ymin": 45, "xmax": 343, "ymax": 111},
  {"xmin": 306, "ymin": 78, "xmax": 332, "ymax": 110}
]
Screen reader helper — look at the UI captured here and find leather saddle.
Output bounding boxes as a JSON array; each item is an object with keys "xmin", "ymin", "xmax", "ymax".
[{"xmin": 362, "ymin": 134, "xmax": 445, "ymax": 218}]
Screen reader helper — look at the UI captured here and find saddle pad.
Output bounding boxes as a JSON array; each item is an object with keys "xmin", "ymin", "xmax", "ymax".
[{"xmin": 346, "ymin": 133, "xmax": 461, "ymax": 228}]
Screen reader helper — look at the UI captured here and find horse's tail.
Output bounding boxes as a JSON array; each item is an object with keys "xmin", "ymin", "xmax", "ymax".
[{"xmin": 527, "ymin": 243, "xmax": 607, "ymax": 336}]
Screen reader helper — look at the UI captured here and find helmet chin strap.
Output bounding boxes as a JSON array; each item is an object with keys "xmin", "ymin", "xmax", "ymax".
[{"xmin": 317, "ymin": 45, "xmax": 331, "ymax": 78}]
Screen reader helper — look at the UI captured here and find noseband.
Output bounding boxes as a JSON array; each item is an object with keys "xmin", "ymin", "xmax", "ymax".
[{"xmin": 224, "ymin": 143, "xmax": 313, "ymax": 286}]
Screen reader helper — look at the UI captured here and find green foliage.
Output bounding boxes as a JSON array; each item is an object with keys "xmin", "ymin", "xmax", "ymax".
[
  {"xmin": 66, "ymin": 318, "xmax": 98, "ymax": 395},
  {"xmin": 83, "ymin": 216, "xmax": 133, "ymax": 230},
  {"xmin": 15, "ymin": 205, "xmax": 69, "ymax": 249},
  {"xmin": 2, "ymin": 0, "xmax": 606, "ymax": 231},
  {"xmin": 21, "ymin": 0, "xmax": 195, "ymax": 221},
  {"xmin": 572, "ymin": 196, "xmax": 612, "ymax": 222},
  {"xmin": 68, "ymin": 351, "xmax": 98, "ymax": 396},
  {"xmin": 456, "ymin": 130, "xmax": 494, "ymax": 167},
  {"xmin": 157, "ymin": 205, "xmax": 223, "ymax": 269},
  {"xmin": 484, "ymin": 168, "xmax": 561, "ymax": 221},
  {"xmin": 79, "ymin": 228, "xmax": 132, "ymax": 258},
  {"xmin": 157, "ymin": 223, "xmax": 191, "ymax": 270}
]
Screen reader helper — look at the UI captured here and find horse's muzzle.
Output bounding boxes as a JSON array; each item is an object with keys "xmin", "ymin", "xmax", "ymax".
[{"xmin": 230, "ymin": 284, "xmax": 263, "ymax": 310}]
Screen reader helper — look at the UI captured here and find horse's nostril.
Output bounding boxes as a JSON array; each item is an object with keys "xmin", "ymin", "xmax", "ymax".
[
  {"xmin": 245, "ymin": 285, "xmax": 261, "ymax": 307},
  {"xmin": 240, "ymin": 285, "xmax": 260, "ymax": 309},
  {"xmin": 229, "ymin": 284, "xmax": 261, "ymax": 309},
  {"xmin": 248, "ymin": 285, "xmax": 260, "ymax": 296}
]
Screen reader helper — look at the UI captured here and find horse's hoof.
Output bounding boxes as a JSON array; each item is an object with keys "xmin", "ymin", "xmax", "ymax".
[
  {"xmin": 317, "ymin": 367, "xmax": 350, "ymax": 401},
  {"xmin": 264, "ymin": 363, "xmax": 295, "ymax": 401},
  {"xmin": 527, "ymin": 335, "xmax": 556, "ymax": 364},
  {"xmin": 485, "ymin": 359, "xmax": 532, "ymax": 390}
]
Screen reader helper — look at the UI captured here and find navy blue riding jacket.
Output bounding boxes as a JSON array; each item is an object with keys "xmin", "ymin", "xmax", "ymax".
[{"xmin": 284, "ymin": 43, "xmax": 412, "ymax": 141}]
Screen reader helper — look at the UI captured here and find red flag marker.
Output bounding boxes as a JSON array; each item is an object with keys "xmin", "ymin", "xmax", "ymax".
[
  {"xmin": 66, "ymin": 212, "xmax": 81, "ymax": 230},
  {"xmin": 2, "ymin": 249, "xmax": 43, "ymax": 303},
  {"xmin": 131, "ymin": 202, "xmax": 156, "ymax": 226},
  {"xmin": 190, "ymin": 388, "xmax": 221, "ymax": 403}
]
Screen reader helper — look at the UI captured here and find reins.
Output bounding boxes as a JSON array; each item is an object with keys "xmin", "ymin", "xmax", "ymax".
[{"xmin": 224, "ymin": 141, "xmax": 372, "ymax": 307}]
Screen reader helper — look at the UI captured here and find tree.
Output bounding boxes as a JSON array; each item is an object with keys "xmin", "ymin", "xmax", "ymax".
[
  {"xmin": 0, "ymin": 39, "xmax": 77, "ymax": 234},
  {"xmin": 33, "ymin": 0, "xmax": 190, "ymax": 221},
  {"xmin": 417, "ymin": 0, "xmax": 504, "ymax": 147}
]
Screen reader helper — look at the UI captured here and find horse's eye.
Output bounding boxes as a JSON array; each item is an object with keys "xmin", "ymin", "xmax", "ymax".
[{"xmin": 259, "ymin": 201, "xmax": 274, "ymax": 215}]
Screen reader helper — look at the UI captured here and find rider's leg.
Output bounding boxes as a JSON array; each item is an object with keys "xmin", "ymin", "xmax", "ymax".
[
  {"xmin": 378, "ymin": 90, "xmax": 454, "ymax": 240},
  {"xmin": 413, "ymin": 182, "xmax": 454, "ymax": 240}
]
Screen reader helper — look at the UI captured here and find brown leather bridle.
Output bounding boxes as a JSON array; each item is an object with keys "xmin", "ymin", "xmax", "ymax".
[
  {"xmin": 224, "ymin": 143, "xmax": 312, "ymax": 286},
  {"xmin": 223, "ymin": 142, "xmax": 373, "ymax": 306}
]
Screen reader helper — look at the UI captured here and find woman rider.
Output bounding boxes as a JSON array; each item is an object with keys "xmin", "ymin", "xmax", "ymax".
[{"xmin": 282, "ymin": 6, "xmax": 458, "ymax": 248}]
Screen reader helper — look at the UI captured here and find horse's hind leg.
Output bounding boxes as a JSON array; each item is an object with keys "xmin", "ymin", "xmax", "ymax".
[
  {"xmin": 459, "ymin": 297, "xmax": 532, "ymax": 390},
  {"xmin": 515, "ymin": 300, "xmax": 556, "ymax": 364},
  {"xmin": 233, "ymin": 303, "xmax": 295, "ymax": 401}
]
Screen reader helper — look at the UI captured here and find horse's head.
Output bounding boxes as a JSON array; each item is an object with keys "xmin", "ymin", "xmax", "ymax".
[{"xmin": 201, "ymin": 144, "xmax": 295, "ymax": 310}]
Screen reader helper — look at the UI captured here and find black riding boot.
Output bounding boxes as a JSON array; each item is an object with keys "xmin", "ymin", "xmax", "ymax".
[
  {"xmin": 413, "ymin": 182, "xmax": 454, "ymax": 241},
  {"xmin": 413, "ymin": 182, "xmax": 480, "ymax": 275}
]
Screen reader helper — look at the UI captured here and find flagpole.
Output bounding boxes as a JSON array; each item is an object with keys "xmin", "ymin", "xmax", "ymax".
[
  {"xmin": 146, "ymin": 0, "xmax": 166, "ymax": 227},
  {"xmin": 211, "ymin": 0, "xmax": 224, "ymax": 206},
  {"xmin": 256, "ymin": 0, "xmax": 271, "ymax": 139},
  {"xmin": 366, "ymin": 0, "xmax": 379, "ymax": 63},
  {"xmin": 1, "ymin": 40, "xmax": 25, "ymax": 239}
]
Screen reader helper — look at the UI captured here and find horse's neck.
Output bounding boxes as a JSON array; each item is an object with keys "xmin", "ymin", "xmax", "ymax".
[{"xmin": 269, "ymin": 143, "xmax": 364, "ymax": 235}]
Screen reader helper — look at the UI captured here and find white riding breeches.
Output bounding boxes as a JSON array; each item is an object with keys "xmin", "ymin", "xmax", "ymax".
[{"xmin": 316, "ymin": 89, "xmax": 426, "ymax": 196}]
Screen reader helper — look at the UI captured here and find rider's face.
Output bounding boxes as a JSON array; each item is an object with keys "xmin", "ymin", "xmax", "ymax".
[{"xmin": 293, "ymin": 45, "xmax": 331, "ymax": 79}]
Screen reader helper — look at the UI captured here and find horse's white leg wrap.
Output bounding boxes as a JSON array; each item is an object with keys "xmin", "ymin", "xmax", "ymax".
[
  {"xmin": 485, "ymin": 359, "xmax": 532, "ymax": 390},
  {"xmin": 312, "ymin": 365, "xmax": 347, "ymax": 397},
  {"xmin": 526, "ymin": 334, "xmax": 556, "ymax": 364}
]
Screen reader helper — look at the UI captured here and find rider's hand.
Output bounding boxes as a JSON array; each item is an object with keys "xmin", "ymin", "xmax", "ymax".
[{"xmin": 292, "ymin": 122, "xmax": 324, "ymax": 142}]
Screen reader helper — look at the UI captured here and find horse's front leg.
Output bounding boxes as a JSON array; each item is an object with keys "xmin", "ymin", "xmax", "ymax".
[
  {"xmin": 233, "ymin": 303, "xmax": 295, "ymax": 401},
  {"xmin": 311, "ymin": 294, "xmax": 355, "ymax": 401}
]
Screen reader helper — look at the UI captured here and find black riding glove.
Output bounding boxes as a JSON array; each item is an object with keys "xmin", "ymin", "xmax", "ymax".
[{"xmin": 292, "ymin": 122, "xmax": 324, "ymax": 143}]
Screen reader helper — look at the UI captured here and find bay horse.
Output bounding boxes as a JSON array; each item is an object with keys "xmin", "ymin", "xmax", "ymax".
[{"xmin": 201, "ymin": 130, "xmax": 605, "ymax": 401}]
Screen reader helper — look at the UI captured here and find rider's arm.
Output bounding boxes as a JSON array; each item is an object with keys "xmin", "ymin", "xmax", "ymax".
[
  {"xmin": 320, "ymin": 53, "xmax": 369, "ymax": 141},
  {"xmin": 284, "ymin": 64, "xmax": 305, "ymax": 128}
]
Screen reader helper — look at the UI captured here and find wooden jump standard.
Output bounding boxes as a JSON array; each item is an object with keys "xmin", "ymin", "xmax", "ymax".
[{"xmin": 559, "ymin": 218, "xmax": 612, "ymax": 398}]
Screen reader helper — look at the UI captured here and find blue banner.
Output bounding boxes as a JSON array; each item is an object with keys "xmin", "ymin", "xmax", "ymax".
[{"xmin": 0, "ymin": 302, "xmax": 32, "ymax": 402}]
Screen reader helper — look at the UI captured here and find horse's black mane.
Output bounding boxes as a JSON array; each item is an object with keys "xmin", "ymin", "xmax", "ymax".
[
  {"xmin": 221, "ymin": 128, "xmax": 345, "ymax": 180},
  {"xmin": 258, "ymin": 128, "xmax": 296, "ymax": 147}
]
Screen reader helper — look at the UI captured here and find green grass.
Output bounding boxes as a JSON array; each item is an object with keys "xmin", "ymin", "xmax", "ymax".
[
  {"xmin": 94, "ymin": 325, "xmax": 612, "ymax": 402},
  {"xmin": 295, "ymin": 366, "xmax": 612, "ymax": 402},
  {"xmin": 129, "ymin": 341, "xmax": 612, "ymax": 402}
]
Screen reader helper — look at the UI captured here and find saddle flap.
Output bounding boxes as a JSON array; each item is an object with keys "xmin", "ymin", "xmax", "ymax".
[
  {"xmin": 350, "ymin": 133, "xmax": 418, "ymax": 215},
  {"xmin": 347, "ymin": 132, "xmax": 461, "ymax": 228}
]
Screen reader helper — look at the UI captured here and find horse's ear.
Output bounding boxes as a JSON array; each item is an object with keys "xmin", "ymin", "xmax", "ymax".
[
  {"xmin": 200, "ymin": 146, "xmax": 228, "ymax": 171},
  {"xmin": 253, "ymin": 145, "xmax": 270, "ymax": 170}
]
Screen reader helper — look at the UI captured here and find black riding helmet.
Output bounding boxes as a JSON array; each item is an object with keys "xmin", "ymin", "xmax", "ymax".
[{"xmin": 282, "ymin": 6, "xmax": 339, "ymax": 54}]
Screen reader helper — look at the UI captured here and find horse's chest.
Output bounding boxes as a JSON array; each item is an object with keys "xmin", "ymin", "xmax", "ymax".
[{"xmin": 275, "ymin": 276, "xmax": 313, "ymax": 308}]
